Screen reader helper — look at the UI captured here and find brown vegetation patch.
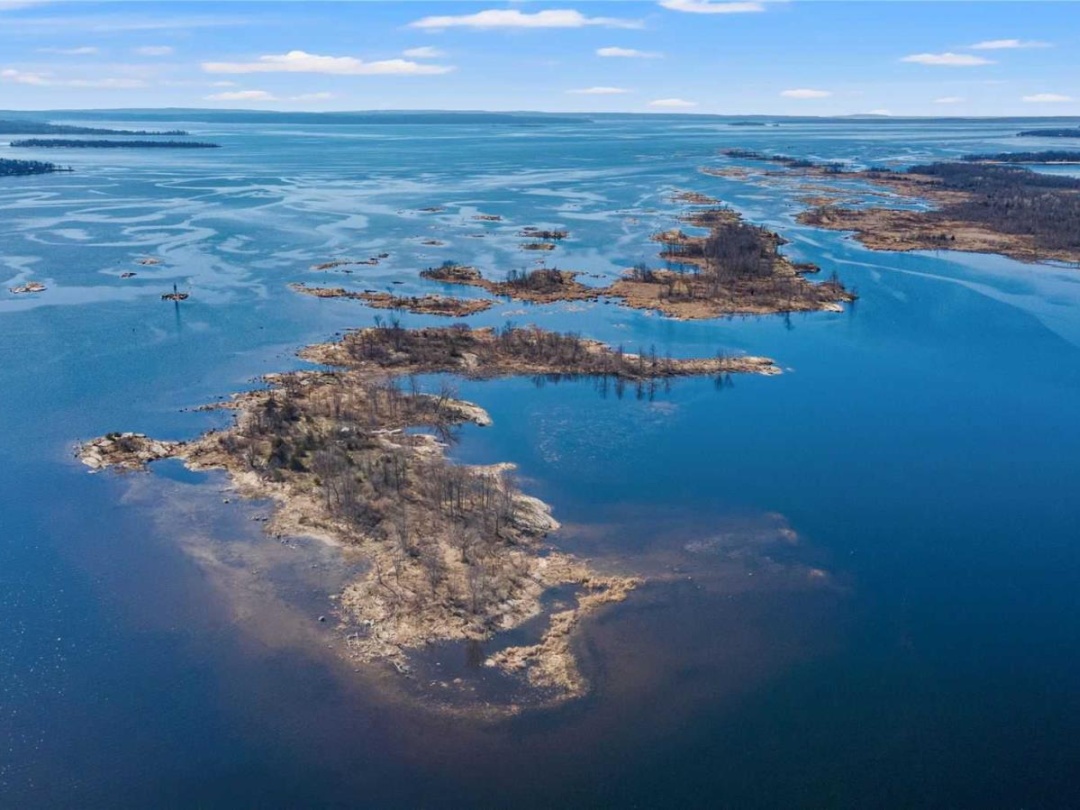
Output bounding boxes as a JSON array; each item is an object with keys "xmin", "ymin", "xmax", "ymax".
[
  {"xmin": 671, "ymin": 190, "xmax": 721, "ymax": 205},
  {"xmin": 290, "ymin": 283, "xmax": 494, "ymax": 317},
  {"xmin": 422, "ymin": 263, "xmax": 600, "ymax": 305}
]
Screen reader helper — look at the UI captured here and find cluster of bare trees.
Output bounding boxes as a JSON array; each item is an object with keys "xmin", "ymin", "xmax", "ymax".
[
  {"xmin": 336, "ymin": 321, "xmax": 720, "ymax": 383},
  {"xmin": 720, "ymin": 149, "xmax": 847, "ymax": 172},
  {"xmin": 519, "ymin": 228, "xmax": 568, "ymax": 240},
  {"xmin": 909, "ymin": 162, "xmax": 1080, "ymax": 252},
  {"xmin": 419, "ymin": 260, "xmax": 481, "ymax": 283},
  {"xmin": 962, "ymin": 151, "xmax": 1080, "ymax": 164},
  {"xmin": 502, "ymin": 267, "xmax": 574, "ymax": 293},
  {"xmin": 0, "ymin": 158, "xmax": 63, "ymax": 176},
  {"xmin": 648, "ymin": 215, "xmax": 851, "ymax": 310},
  {"xmin": 214, "ymin": 364, "xmax": 544, "ymax": 624}
]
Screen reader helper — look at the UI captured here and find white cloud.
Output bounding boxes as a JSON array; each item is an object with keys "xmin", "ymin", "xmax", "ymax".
[
  {"xmin": 409, "ymin": 9, "xmax": 642, "ymax": 31},
  {"xmin": 1022, "ymin": 93, "xmax": 1072, "ymax": 103},
  {"xmin": 649, "ymin": 97, "xmax": 697, "ymax": 108},
  {"xmin": 402, "ymin": 46, "xmax": 445, "ymax": 59},
  {"xmin": 209, "ymin": 80, "xmax": 237, "ymax": 87},
  {"xmin": 656, "ymin": 0, "xmax": 768, "ymax": 12},
  {"xmin": 968, "ymin": 39, "xmax": 1051, "ymax": 50},
  {"xmin": 0, "ymin": 68, "xmax": 144, "ymax": 88},
  {"xmin": 867, "ymin": 109, "xmax": 892, "ymax": 116},
  {"xmin": 0, "ymin": 1, "xmax": 50, "ymax": 9},
  {"xmin": 659, "ymin": 0, "xmax": 765, "ymax": 12},
  {"xmin": 781, "ymin": 88, "xmax": 832, "ymax": 98},
  {"xmin": 37, "ymin": 46, "xmax": 100, "ymax": 55},
  {"xmin": 203, "ymin": 50, "xmax": 453, "ymax": 76},
  {"xmin": 134, "ymin": 45, "xmax": 174, "ymax": 56},
  {"xmin": 567, "ymin": 86, "xmax": 630, "ymax": 95},
  {"xmin": 901, "ymin": 52, "xmax": 993, "ymax": 66},
  {"xmin": 597, "ymin": 46, "xmax": 662, "ymax": 58},
  {"xmin": 291, "ymin": 91, "xmax": 334, "ymax": 101},
  {"xmin": 205, "ymin": 89, "xmax": 277, "ymax": 102},
  {"xmin": 934, "ymin": 96, "xmax": 965, "ymax": 104}
]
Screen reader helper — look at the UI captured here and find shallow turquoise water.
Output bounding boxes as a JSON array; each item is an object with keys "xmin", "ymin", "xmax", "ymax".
[{"xmin": 3, "ymin": 115, "xmax": 1080, "ymax": 807}]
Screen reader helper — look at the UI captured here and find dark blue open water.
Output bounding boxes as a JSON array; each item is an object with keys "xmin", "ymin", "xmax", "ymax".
[{"xmin": 3, "ymin": 115, "xmax": 1080, "ymax": 807}]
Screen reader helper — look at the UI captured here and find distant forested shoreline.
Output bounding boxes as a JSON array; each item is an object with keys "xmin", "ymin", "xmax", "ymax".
[
  {"xmin": 0, "ymin": 158, "xmax": 68, "ymax": 176},
  {"xmin": 963, "ymin": 150, "xmax": 1080, "ymax": 163},
  {"xmin": 10, "ymin": 139, "xmax": 219, "ymax": 149},
  {"xmin": 1017, "ymin": 128, "xmax": 1080, "ymax": 138},
  {"xmin": 0, "ymin": 118, "xmax": 188, "ymax": 136}
]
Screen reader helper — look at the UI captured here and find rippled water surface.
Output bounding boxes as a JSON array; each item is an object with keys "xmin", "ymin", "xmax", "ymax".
[{"xmin": 3, "ymin": 115, "xmax": 1080, "ymax": 808}]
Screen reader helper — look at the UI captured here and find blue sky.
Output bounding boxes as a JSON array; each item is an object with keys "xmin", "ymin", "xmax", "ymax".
[{"xmin": 0, "ymin": 1, "xmax": 1077, "ymax": 115}]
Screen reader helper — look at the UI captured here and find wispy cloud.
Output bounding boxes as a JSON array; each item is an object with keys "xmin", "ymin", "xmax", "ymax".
[
  {"xmin": 567, "ymin": 86, "xmax": 630, "ymax": 95},
  {"xmin": 203, "ymin": 50, "xmax": 454, "ymax": 76},
  {"xmin": 292, "ymin": 92, "xmax": 334, "ymax": 101},
  {"xmin": 402, "ymin": 46, "xmax": 445, "ymax": 59},
  {"xmin": 649, "ymin": 97, "xmax": 697, "ymax": 108},
  {"xmin": 134, "ymin": 45, "xmax": 174, "ymax": 57},
  {"xmin": 409, "ymin": 9, "xmax": 643, "ymax": 31},
  {"xmin": 9, "ymin": 13, "xmax": 251, "ymax": 33},
  {"xmin": 658, "ymin": 0, "xmax": 765, "ymax": 13},
  {"xmin": 0, "ymin": 68, "xmax": 145, "ymax": 88},
  {"xmin": 781, "ymin": 88, "xmax": 831, "ymax": 98},
  {"xmin": 37, "ymin": 46, "xmax": 100, "ymax": 55},
  {"xmin": 597, "ymin": 46, "xmax": 662, "ymax": 59},
  {"xmin": 1022, "ymin": 93, "xmax": 1071, "ymax": 103},
  {"xmin": 934, "ymin": 96, "xmax": 965, "ymax": 104},
  {"xmin": 968, "ymin": 39, "xmax": 1051, "ymax": 50},
  {"xmin": 901, "ymin": 52, "xmax": 993, "ymax": 66},
  {"xmin": 205, "ymin": 89, "xmax": 277, "ymax": 102}
]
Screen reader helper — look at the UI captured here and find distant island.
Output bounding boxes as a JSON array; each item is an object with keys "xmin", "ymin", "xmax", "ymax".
[
  {"xmin": 1017, "ymin": 128, "xmax": 1080, "ymax": 139},
  {"xmin": 0, "ymin": 157, "xmax": 68, "ymax": 177},
  {"xmin": 962, "ymin": 150, "xmax": 1080, "ymax": 164},
  {"xmin": 0, "ymin": 118, "xmax": 188, "ymax": 136},
  {"xmin": 21, "ymin": 110, "xmax": 588, "ymax": 127},
  {"xmin": 736, "ymin": 155, "xmax": 1080, "ymax": 264},
  {"xmin": 10, "ymin": 139, "xmax": 219, "ymax": 149}
]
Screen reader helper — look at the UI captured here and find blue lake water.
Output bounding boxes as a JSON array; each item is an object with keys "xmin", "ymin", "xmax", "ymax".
[{"xmin": 3, "ymin": 115, "xmax": 1080, "ymax": 807}]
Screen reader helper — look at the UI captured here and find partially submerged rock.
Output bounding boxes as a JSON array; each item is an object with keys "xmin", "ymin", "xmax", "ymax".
[
  {"xmin": 9, "ymin": 281, "xmax": 45, "ymax": 294},
  {"xmin": 78, "ymin": 432, "xmax": 182, "ymax": 470}
]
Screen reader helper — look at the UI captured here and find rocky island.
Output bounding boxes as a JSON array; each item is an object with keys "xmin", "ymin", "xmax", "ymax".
[
  {"xmin": 723, "ymin": 151, "xmax": 1080, "ymax": 265},
  {"xmin": 80, "ymin": 323, "xmax": 776, "ymax": 703},
  {"xmin": 607, "ymin": 206, "xmax": 854, "ymax": 318},
  {"xmin": 290, "ymin": 283, "xmax": 494, "ymax": 316},
  {"xmin": 418, "ymin": 206, "xmax": 855, "ymax": 319}
]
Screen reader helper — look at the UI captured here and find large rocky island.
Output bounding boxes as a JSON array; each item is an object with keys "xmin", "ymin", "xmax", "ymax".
[{"xmin": 80, "ymin": 324, "xmax": 777, "ymax": 703}]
